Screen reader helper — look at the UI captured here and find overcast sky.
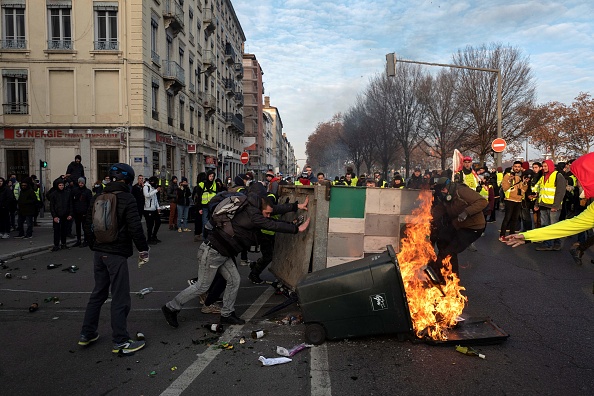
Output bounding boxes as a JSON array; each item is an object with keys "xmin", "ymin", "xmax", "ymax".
[{"xmin": 233, "ymin": 0, "xmax": 594, "ymax": 163}]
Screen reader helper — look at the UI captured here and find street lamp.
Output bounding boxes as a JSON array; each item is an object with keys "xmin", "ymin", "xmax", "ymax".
[{"xmin": 386, "ymin": 53, "xmax": 503, "ymax": 168}]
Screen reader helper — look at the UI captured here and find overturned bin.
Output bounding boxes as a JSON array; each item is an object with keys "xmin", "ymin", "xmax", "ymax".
[{"xmin": 297, "ymin": 245, "xmax": 413, "ymax": 345}]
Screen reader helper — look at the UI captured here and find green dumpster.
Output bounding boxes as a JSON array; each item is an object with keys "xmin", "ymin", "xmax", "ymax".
[{"xmin": 297, "ymin": 245, "xmax": 414, "ymax": 344}]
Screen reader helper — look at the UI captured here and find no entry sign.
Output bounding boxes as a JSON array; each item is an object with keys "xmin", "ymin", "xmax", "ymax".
[
  {"xmin": 491, "ymin": 138, "xmax": 507, "ymax": 153},
  {"xmin": 240, "ymin": 151, "xmax": 249, "ymax": 164}
]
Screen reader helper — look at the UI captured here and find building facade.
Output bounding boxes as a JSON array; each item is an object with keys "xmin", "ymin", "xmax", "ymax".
[{"xmin": 0, "ymin": 0, "xmax": 248, "ymax": 189}]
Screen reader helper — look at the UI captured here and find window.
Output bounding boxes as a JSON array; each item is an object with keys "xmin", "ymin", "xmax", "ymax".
[
  {"xmin": 2, "ymin": 69, "xmax": 28, "ymax": 114},
  {"xmin": 188, "ymin": 57, "xmax": 194, "ymax": 92},
  {"xmin": 151, "ymin": 79, "xmax": 159, "ymax": 120},
  {"xmin": 189, "ymin": 104, "xmax": 194, "ymax": 134},
  {"xmin": 96, "ymin": 149, "xmax": 119, "ymax": 182},
  {"xmin": 150, "ymin": 17, "xmax": 159, "ymax": 63},
  {"xmin": 47, "ymin": 5, "xmax": 72, "ymax": 50},
  {"xmin": 1, "ymin": 6, "xmax": 26, "ymax": 49},
  {"xmin": 94, "ymin": 3, "xmax": 118, "ymax": 50},
  {"xmin": 167, "ymin": 92, "xmax": 174, "ymax": 126},
  {"xmin": 179, "ymin": 98, "xmax": 185, "ymax": 130}
]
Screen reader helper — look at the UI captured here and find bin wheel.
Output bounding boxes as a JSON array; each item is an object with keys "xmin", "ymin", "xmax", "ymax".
[{"xmin": 305, "ymin": 323, "xmax": 326, "ymax": 345}]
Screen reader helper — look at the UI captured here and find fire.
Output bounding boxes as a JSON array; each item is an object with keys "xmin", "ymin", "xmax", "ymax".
[{"xmin": 396, "ymin": 191, "xmax": 467, "ymax": 340}]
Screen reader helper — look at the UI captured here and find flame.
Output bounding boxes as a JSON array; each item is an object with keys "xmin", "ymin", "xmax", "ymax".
[{"xmin": 397, "ymin": 191, "xmax": 467, "ymax": 340}]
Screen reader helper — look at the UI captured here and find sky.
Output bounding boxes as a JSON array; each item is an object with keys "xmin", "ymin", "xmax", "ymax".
[{"xmin": 233, "ymin": 0, "xmax": 594, "ymax": 164}]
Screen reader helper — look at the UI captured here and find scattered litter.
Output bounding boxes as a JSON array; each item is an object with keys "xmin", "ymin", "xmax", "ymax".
[
  {"xmin": 277, "ymin": 314, "xmax": 303, "ymax": 326},
  {"xmin": 214, "ymin": 342, "xmax": 233, "ymax": 350},
  {"xmin": 170, "ymin": 366, "xmax": 177, "ymax": 371},
  {"xmin": 137, "ymin": 287, "xmax": 153, "ymax": 298},
  {"xmin": 192, "ymin": 336, "xmax": 220, "ymax": 345},
  {"xmin": 276, "ymin": 343, "xmax": 313, "ymax": 357},
  {"xmin": 455, "ymin": 345, "xmax": 485, "ymax": 359},
  {"xmin": 62, "ymin": 265, "xmax": 79, "ymax": 273},
  {"xmin": 204, "ymin": 323, "xmax": 224, "ymax": 333},
  {"xmin": 52, "ymin": 316, "xmax": 59, "ymax": 320},
  {"xmin": 28, "ymin": 303, "xmax": 39, "ymax": 313},
  {"xmin": 44, "ymin": 296, "xmax": 60, "ymax": 303},
  {"xmin": 5, "ymin": 272, "xmax": 11, "ymax": 279},
  {"xmin": 18, "ymin": 275, "xmax": 28, "ymax": 280},
  {"xmin": 251, "ymin": 329, "xmax": 268, "ymax": 339},
  {"xmin": 47, "ymin": 264, "xmax": 62, "ymax": 270},
  {"xmin": 258, "ymin": 356, "xmax": 292, "ymax": 366},
  {"xmin": 239, "ymin": 337, "xmax": 246, "ymax": 344},
  {"xmin": 148, "ymin": 371, "xmax": 157, "ymax": 377}
]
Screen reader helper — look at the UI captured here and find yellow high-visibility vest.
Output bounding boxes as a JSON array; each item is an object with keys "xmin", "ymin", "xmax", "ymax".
[
  {"xmin": 199, "ymin": 181, "xmax": 217, "ymax": 204},
  {"xmin": 537, "ymin": 171, "xmax": 558, "ymax": 205},
  {"xmin": 479, "ymin": 186, "xmax": 489, "ymax": 200},
  {"xmin": 261, "ymin": 193, "xmax": 279, "ymax": 236}
]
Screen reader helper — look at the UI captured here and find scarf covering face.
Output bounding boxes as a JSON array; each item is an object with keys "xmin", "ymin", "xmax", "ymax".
[
  {"xmin": 569, "ymin": 152, "xmax": 594, "ymax": 198},
  {"xmin": 542, "ymin": 159, "xmax": 555, "ymax": 183}
]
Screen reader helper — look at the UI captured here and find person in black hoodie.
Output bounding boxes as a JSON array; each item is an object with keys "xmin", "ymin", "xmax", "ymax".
[
  {"xmin": 65, "ymin": 155, "xmax": 85, "ymax": 185},
  {"xmin": 71, "ymin": 177, "xmax": 93, "ymax": 247},
  {"xmin": 50, "ymin": 178, "xmax": 73, "ymax": 251},
  {"xmin": 15, "ymin": 178, "xmax": 37, "ymax": 239},
  {"xmin": 0, "ymin": 177, "xmax": 16, "ymax": 238},
  {"xmin": 406, "ymin": 168, "xmax": 424, "ymax": 189}
]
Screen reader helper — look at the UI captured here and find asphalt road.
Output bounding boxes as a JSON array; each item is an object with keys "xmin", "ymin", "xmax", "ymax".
[{"xmin": 0, "ymin": 217, "xmax": 593, "ymax": 396}]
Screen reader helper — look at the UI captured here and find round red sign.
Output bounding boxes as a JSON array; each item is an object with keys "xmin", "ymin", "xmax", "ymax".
[
  {"xmin": 240, "ymin": 152, "xmax": 249, "ymax": 165},
  {"xmin": 491, "ymin": 138, "xmax": 507, "ymax": 153}
]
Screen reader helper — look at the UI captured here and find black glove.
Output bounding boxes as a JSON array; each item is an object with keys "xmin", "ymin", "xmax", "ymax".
[{"xmin": 457, "ymin": 211, "xmax": 468, "ymax": 222}]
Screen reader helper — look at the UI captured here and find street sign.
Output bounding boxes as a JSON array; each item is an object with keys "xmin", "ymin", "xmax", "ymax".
[
  {"xmin": 491, "ymin": 138, "xmax": 507, "ymax": 153},
  {"xmin": 240, "ymin": 151, "xmax": 249, "ymax": 165}
]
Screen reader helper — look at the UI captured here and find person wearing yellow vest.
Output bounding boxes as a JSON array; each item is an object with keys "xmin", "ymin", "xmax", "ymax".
[
  {"xmin": 457, "ymin": 156, "xmax": 481, "ymax": 192},
  {"xmin": 499, "ymin": 161, "xmax": 528, "ymax": 242},
  {"xmin": 478, "ymin": 173, "xmax": 494, "ymax": 221},
  {"xmin": 532, "ymin": 159, "xmax": 566, "ymax": 251},
  {"xmin": 197, "ymin": 170, "xmax": 217, "ymax": 239}
]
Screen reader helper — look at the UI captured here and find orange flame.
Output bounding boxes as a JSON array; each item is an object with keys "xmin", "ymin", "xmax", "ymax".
[{"xmin": 397, "ymin": 191, "xmax": 467, "ymax": 340}]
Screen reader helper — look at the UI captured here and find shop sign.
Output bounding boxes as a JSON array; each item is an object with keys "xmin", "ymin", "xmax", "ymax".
[{"xmin": 3, "ymin": 128, "xmax": 119, "ymax": 139}]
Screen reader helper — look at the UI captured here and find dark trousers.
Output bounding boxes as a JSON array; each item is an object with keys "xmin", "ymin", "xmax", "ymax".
[
  {"xmin": 520, "ymin": 204, "xmax": 532, "ymax": 232},
  {"xmin": 17, "ymin": 214, "xmax": 33, "ymax": 237},
  {"xmin": 9, "ymin": 209, "xmax": 17, "ymax": 229},
  {"xmin": 204, "ymin": 272, "xmax": 227, "ymax": 306},
  {"xmin": 0, "ymin": 208, "xmax": 10, "ymax": 234},
  {"xmin": 433, "ymin": 227, "xmax": 484, "ymax": 275},
  {"xmin": 143, "ymin": 210, "xmax": 161, "ymax": 238},
  {"xmin": 251, "ymin": 233, "xmax": 275, "ymax": 276},
  {"xmin": 500, "ymin": 200, "xmax": 522, "ymax": 237},
  {"xmin": 81, "ymin": 251, "xmax": 131, "ymax": 344},
  {"xmin": 53, "ymin": 217, "xmax": 69, "ymax": 246},
  {"xmin": 74, "ymin": 213, "xmax": 86, "ymax": 242}
]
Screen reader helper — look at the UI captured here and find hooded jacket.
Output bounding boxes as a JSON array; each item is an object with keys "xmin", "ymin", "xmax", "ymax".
[
  {"xmin": 84, "ymin": 181, "xmax": 149, "ymax": 257},
  {"xmin": 49, "ymin": 179, "xmax": 73, "ymax": 218},
  {"xmin": 432, "ymin": 183, "xmax": 488, "ymax": 231},
  {"xmin": 71, "ymin": 183, "xmax": 93, "ymax": 215},
  {"xmin": 0, "ymin": 177, "xmax": 16, "ymax": 210},
  {"xmin": 521, "ymin": 153, "xmax": 594, "ymax": 242},
  {"xmin": 536, "ymin": 159, "xmax": 566, "ymax": 209}
]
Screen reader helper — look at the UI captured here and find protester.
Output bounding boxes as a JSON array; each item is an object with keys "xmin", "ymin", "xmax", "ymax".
[
  {"xmin": 196, "ymin": 170, "xmax": 217, "ymax": 239},
  {"xmin": 49, "ymin": 178, "xmax": 73, "ymax": 251},
  {"xmin": 176, "ymin": 177, "xmax": 192, "ymax": 232},
  {"xmin": 65, "ymin": 155, "xmax": 85, "ymax": 184},
  {"xmin": 80, "ymin": 163, "xmax": 149, "ymax": 354},
  {"xmin": 499, "ymin": 161, "xmax": 528, "ymax": 242},
  {"xmin": 192, "ymin": 172, "xmax": 207, "ymax": 242},
  {"xmin": 15, "ymin": 178, "xmax": 37, "ymax": 239},
  {"xmin": 167, "ymin": 176, "xmax": 179, "ymax": 231},
  {"xmin": 131, "ymin": 175, "xmax": 145, "ymax": 216},
  {"xmin": 0, "ymin": 177, "xmax": 16, "ymax": 238},
  {"xmin": 71, "ymin": 177, "xmax": 93, "ymax": 247},
  {"xmin": 533, "ymin": 159, "xmax": 567, "ymax": 251},
  {"xmin": 406, "ymin": 168, "xmax": 424, "ymax": 189},
  {"xmin": 143, "ymin": 176, "xmax": 162, "ymax": 245}
]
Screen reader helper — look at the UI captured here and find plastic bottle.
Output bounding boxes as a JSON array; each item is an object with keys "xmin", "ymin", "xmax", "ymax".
[
  {"xmin": 251, "ymin": 329, "xmax": 268, "ymax": 339},
  {"xmin": 137, "ymin": 287, "xmax": 154, "ymax": 298},
  {"xmin": 204, "ymin": 323, "xmax": 224, "ymax": 333}
]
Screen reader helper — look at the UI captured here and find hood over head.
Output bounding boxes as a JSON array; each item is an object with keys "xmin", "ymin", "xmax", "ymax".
[{"xmin": 569, "ymin": 153, "xmax": 594, "ymax": 198}]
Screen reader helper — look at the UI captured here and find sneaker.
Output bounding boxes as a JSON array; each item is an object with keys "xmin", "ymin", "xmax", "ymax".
[
  {"xmin": 199, "ymin": 292, "xmax": 207, "ymax": 305},
  {"xmin": 1, "ymin": 233, "xmax": 9, "ymax": 239},
  {"xmin": 154, "ymin": 237, "xmax": 162, "ymax": 243},
  {"xmin": 220, "ymin": 312, "xmax": 245, "ymax": 325},
  {"xmin": 569, "ymin": 244, "xmax": 583, "ymax": 265},
  {"xmin": 112, "ymin": 339, "xmax": 145, "ymax": 354},
  {"xmin": 61, "ymin": 244, "xmax": 69, "ymax": 250},
  {"xmin": 161, "ymin": 305, "xmax": 179, "ymax": 328},
  {"xmin": 148, "ymin": 238, "xmax": 158, "ymax": 245},
  {"xmin": 201, "ymin": 303, "xmax": 222, "ymax": 314},
  {"xmin": 249, "ymin": 272, "xmax": 264, "ymax": 285},
  {"xmin": 187, "ymin": 277, "xmax": 198, "ymax": 286},
  {"xmin": 178, "ymin": 228, "xmax": 183, "ymax": 233},
  {"xmin": 14, "ymin": 235, "xmax": 25, "ymax": 239},
  {"xmin": 535, "ymin": 246, "xmax": 553, "ymax": 251},
  {"xmin": 498, "ymin": 236, "xmax": 507, "ymax": 243},
  {"xmin": 183, "ymin": 228, "xmax": 191, "ymax": 232},
  {"xmin": 51, "ymin": 246, "xmax": 60, "ymax": 252},
  {"xmin": 78, "ymin": 333, "xmax": 99, "ymax": 346},
  {"xmin": 240, "ymin": 259, "xmax": 252, "ymax": 266},
  {"xmin": 24, "ymin": 235, "xmax": 32, "ymax": 239}
]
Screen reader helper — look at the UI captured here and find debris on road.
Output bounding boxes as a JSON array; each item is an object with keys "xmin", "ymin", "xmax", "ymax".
[
  {"xmin": 258, "ymin": 356, "xmax": 292, "ymax": 366},
  {"xmin": 137, "ymin": 287, "xmax": 153, "ymax": 298},
  {"xmin": 29, "ymin": 303, "xmax": 39, "ymax": 312},
  {"xmin": 276, "ymin": 343, "xmax": 313, "ymax": 357},
  {"xmin": 251, "ymin": 329, "xmax": 268, "ymax": 339},
  {"xmin": 455, "ymin": 345, "xmax": 485, "ymax": 359}
]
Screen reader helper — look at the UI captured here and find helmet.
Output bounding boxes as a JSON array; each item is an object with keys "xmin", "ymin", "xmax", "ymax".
[{"xmin": 109, "ymin": 163, "xmax": 135, "ymax": 185}]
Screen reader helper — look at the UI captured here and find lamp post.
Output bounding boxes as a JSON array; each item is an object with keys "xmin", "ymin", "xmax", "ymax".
[{"xmin": 386, "ymin": 53, "xmax": 503, "ymax": 168}]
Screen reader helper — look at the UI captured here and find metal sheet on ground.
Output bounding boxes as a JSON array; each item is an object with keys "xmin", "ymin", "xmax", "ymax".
[{"xmin": 270, "ymin": 186, "xmax": 318, "ymax": 289}]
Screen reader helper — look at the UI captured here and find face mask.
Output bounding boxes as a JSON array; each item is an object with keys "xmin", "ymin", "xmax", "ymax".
[
  {"xmin": 10, "ymin": 177, "xmax": 16, "ymax": 183},
  {"xmin": 94, "ymin": 184, "xmax": 100, "ymax": 188}
]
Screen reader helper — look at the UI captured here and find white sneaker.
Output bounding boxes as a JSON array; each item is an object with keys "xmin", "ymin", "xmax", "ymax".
[
  {"xmin": 1, "ymin": 233, "xmax": 9, "ymax": 239},
  {"xmin": 201, "ymin": 303, "xmax": 221, "ymax": 314},
  {"xmin": 467, "ymin": 243, "xmax": 477, "ymax": 252}
]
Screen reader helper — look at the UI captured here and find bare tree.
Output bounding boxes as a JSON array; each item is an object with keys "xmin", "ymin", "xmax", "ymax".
[
  {"xmin": 528, "ymin": 101, "xmax": 570, "ymax": 162},
  {"xmin": 342, "ymin": 98, "xmax": 374, "ymax": 176},
  {"xmin": 305, "ymin": 114, "xmax": 347, "ymax": 175},
  {"xmin": 418, "ymin": 68, "xmax": 468, "ymax": 169},
  {"xmin": 565, "ymin": 92, "xmax": 594, "ymax": 157},
  {"xmin": 453, "ymin": 43, "xmax": 536, "ymax": 164}
]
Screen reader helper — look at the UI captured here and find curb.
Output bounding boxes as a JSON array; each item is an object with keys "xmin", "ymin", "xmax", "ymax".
[{"xmin": 0, "ymin": 241, "xmax": 77, "ymax": 261}]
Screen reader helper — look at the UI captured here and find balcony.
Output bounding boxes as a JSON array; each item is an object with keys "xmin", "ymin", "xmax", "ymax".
[
  {"xmin": 196, "ymin": 42, "xmax": 202, "ymax": 56},
  {"xmin": 189, "ymin": 81, "xmax": 195, "ymax": 93},
  {"xmin": 224, "ymin": 112, "xmax": 245, "ymax": 134},
  {"xmin": 94, "ymin": 41, "xmax": 119, "ymax": 51},
  {"xmin": 151, "ymin": 50, "xmax": 161, "ymax": 65},
  {"xmin": 203, "ymin": 49, "xmax": 215, "ymax": 66},
  {"xmin": 234, "ymin": 92, "xmax": 244, "ymax": 107},
  {"xmin": 1, "ymin": 39, "xmax": 27, "ymax": 50},
  {"xmin": 203, "ymin": 8, "xmax": 217, "ymax": 35},
  {"xmin": 202, "ymin": 93, "xmax": 216, "ymax": 116},
  {"xmin": 3, "ymin": 102, "xmax": 28, "ymax": 115},
  {"xmin": 47, "ymin": 40, "xmax": 73, "ymax": 50},
  {"xmin": 223, "ymin": 78, "xmax": 235, "ymax": 96},
  {"xmin": 162, "ymin": 59, "xmax": 185, "ymax": 93},
  {"xmin": 163, "ymin": 0, "xmax": 184, "ymax": 37},
  {"xmin": 225, "ymin": 42, "xmax": 236, "ymax": 64},
  {"xmin": 234, "ymin": 63, "xmax": 243, "ymax": 79}
]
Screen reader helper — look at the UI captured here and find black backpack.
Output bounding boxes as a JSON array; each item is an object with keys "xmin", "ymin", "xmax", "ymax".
[{"xmin": 205, "ymin": 191, "xmax": 248, "ymax": 237}]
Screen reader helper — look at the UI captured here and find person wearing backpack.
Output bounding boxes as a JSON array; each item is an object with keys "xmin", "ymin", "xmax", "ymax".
[
  {"xmin": 50, "ymin": 178, "xmax": 73, "ymax": 251},
  {"xmin": 143, "ymin": 176, "xmax": 162, "ymax": 245},
  {"xmin": 196, "ymin": 170, "xmax": 217, "ymax": 239},
  {"xmin": 79, "ymin": 163, "xmax": 149, "ymax": 355},
  {"xmin": 162, "ymin": 183, "xmax": 311, "ymax": 327}
]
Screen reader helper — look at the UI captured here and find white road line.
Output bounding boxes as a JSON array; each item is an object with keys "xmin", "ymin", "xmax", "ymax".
[
  {"xmin": 310, "ymin": 343, "xmax": 331, "ymax": 396},
  {"xmin": 160, "ymin": 287, "xmax": 275, "ymax": 396}
]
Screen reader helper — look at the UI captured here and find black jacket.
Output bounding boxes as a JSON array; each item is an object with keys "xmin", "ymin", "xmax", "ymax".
[
  {"xmin": 176, "ymin": 185, "xmax": 192, "ymax": 206},
  {"xmin": 207, "ymin": 187, "xmax": 299, "ymax": 257},
  {"xmin": 84, "ymin": 181, "xmax": 149, "ymax": 257},
  {"xmin": 66, "ymin": 161, "xmax": 85, "ymax": 183},
  {"xmin": 50, "ymin": 187, "xmax": 73, "ymax": 218},
  {"xmin": 18, "ymin": 187, "xmax": 38, "ymax": 216},
  {"xmin": 0, "ymin": 184, "xmax": 16, "ymax": 210},
  {"xmin": 131, "ymin": 183, "xmax": 144, "ymax": 214},
  {"xmin": 71, "ymin": 185, "xmax": 93, "ymax": 215}
]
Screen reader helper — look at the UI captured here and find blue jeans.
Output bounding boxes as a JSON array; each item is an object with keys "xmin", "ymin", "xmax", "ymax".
[
  {"xmin": 81, "ymin": 252, "xmax": 131, "ymax": 344},
  {"xmin": 539, "ymin": 207, "xmax": 561, "ymax": 247},
  {"xmin": 166, "ymin": 243, "xmax": 240, "ymax": 316},
  {"xmin": 177, "ymin": 205, "xmax": 189, "ymax": 229}
]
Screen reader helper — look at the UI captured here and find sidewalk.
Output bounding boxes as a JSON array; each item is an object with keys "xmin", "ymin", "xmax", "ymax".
[{"xmin": 0, "ymin": 218, "xmax": 78, "ymax": 261}]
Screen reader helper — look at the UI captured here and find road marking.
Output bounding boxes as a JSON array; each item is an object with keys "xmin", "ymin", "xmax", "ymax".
[
  {"xmin": 159, "ymin": 287, "xmax": 275, "ymax": 396},
  {"xmin": 310, "ymin": 343, "xmax": 331, "ymax": 396}
]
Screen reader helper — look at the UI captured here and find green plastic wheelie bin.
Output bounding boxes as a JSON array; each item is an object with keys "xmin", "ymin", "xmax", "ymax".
[{"xmin": 297, "ymin": 245, "xmax": 414, "ymax": 344}]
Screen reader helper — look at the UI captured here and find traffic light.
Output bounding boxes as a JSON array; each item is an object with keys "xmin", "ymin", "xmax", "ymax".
[
  {"xmin": 386, "ymin": 53, "xmax": 396, "ymax": 77},
  {"xmin": 40, "ymin": 160, "xmax": 48, "ymax": 168}
]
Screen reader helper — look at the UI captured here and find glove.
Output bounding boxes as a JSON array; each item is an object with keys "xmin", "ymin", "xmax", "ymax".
[
  {"xmin": 457, "ymin": 211, "xmax": 468, "ymax": 222},
  {"xmin": 138, "ymin": 251, "xmax": 149, "ymax": 268}
]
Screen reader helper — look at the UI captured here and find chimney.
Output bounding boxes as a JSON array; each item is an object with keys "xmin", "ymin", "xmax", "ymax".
[{"xmin": 264, "ymin": 96, "xmax": 270, "ymax": 108}]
